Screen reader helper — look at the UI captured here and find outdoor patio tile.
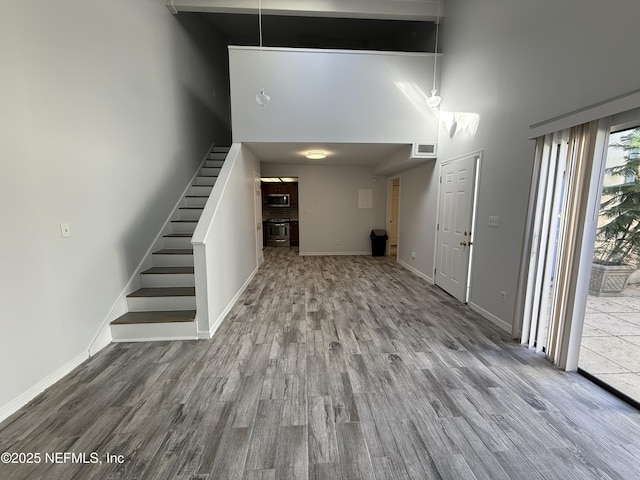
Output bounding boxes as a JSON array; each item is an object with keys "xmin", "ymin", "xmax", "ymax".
[
  {"xmin": 581, "ymin": 323, "xmax": 609, "ymax": 337},
  {"xmin": 592, "ymin": 373, "xmax": 640, "ymax": 401},
  {"xmin": 613, "ymin": 312, "xmax": 640, "ymax": 326},
  {"xmin": 579, "ymin": 347, "xmax": 629, "ymax": 374},
  {"xmin": 581, "ymin": 336, "xmax": 640, "ymax": 372},
  {"xmin": 586, "ymin": 297, "xmax": 640, "ymax": 313},
  {"xmin": 618, "ymin": 336, "xmax": 640, "ymax": 348},
  {"xmin": 583, "ymin": 314, "xmax": 640, "ymax": 336}
]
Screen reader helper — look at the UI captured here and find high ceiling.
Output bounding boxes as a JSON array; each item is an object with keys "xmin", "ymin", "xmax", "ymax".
[{"xmin": 172, "ymin": 1, "xmax": 443, "ymax": 168}]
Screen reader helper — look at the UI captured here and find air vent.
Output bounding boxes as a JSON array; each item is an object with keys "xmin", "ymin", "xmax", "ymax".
[{"xmin": 411, "ymin": 143, "xmax": 437, "ymax": 159}]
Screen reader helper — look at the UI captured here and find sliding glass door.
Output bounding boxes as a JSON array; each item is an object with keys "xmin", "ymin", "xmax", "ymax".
[{"xmin": 578, "ymin": 125, "xmax": 640, "ymax": 402}]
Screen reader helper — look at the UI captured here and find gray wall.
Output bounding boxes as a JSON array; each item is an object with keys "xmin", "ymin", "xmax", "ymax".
[
  {"xmin": 401, "ymin": 0, "xmax": 640, "ymax": 329},
  {"xmin": 0, "ymin": 1, "xmax": 230, "ymax": 416}
]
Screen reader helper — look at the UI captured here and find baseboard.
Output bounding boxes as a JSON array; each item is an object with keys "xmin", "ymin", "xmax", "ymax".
[
  {"xmin": 199, "ymin": 264, "xmax": 260, "ymax": 339},
  {"xmin": 469, "ymin": 302, "xmax": 512, "ymax": 333},
  {"xmin": 397, "ymin": 259, "xmax": 434, "ymax": 284},
  {"xmin": 0, "ymin": 351, "xmax": 89, "ymax": 424},
  {"xmin": 299, "ymin": 251, "xmax": 371, "ymax": 256}
]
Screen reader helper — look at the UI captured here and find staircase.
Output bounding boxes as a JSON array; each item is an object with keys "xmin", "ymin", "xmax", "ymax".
[{"xmin": 110, "ymin": 146, "xmax": 230, "ymax": 342}]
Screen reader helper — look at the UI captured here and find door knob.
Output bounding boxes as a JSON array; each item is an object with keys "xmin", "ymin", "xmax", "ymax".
[{"xmin": 460, "ymin": 241, "xmax": 467, "ymax": 246}]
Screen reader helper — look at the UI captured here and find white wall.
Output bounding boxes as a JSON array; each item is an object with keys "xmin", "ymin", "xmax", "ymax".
[
  {"xmin": 261, "ymin": 164, "xmax": 387, "ymax": 255},
  {"xmin": 0, "ymin": 1, "xmax": 230, "ymax": 419},
  {"xmin": 229, "ymin": 47, "xmax": 439, "ymax": 145},
  {"xmin": 193, "ymin": 144, "xmax": 261, "ymax": 336},
  {"xmin": 405, "ymin": 0, "xmax": 640, "ymax": 330},
  {"xmin": 395, "ymin": 162, "xmax": 438, "ymax": 280}
]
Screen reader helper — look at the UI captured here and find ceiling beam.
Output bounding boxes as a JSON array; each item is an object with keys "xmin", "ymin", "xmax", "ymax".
[{"xmin": 166, "ymin": 0, "xmax": 444, "ymax": 22}]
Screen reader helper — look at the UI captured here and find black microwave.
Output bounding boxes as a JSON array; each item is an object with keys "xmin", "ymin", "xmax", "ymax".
[{"xmin": 267, "ymin": 193, "xmax": 290, "ymax": 207}]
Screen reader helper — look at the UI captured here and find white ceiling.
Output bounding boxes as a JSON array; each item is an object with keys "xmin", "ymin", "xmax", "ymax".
[{"xmin": 243, "ymin": 142, "xmax": 409, "ymax": 166}]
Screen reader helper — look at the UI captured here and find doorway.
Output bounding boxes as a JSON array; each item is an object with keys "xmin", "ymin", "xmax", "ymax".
[
  {"xmin": 578, "ymin": 125, "xmax": 640, "ymax": 402},
  {"xmin": 434, "ymin": 152, "xmax": 480, "ymax": 303},
  {"xmin": 389, "ymin": 178, "xmax": 400, "ymax": 257}
]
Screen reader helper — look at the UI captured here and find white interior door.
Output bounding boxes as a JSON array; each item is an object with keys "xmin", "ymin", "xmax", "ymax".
[{"xmin": 435, "ymin": 153, "xmax": 479, "ymax": 302}]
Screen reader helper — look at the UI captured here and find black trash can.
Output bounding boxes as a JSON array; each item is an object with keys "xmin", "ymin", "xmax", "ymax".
[{"xmin": 370, "ymin": 229, "xmax": 388, "ymax": 256}]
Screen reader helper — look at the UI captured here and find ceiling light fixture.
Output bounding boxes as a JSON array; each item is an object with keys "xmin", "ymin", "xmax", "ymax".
[
  {"xmin": 255, "ymin": 0, "xmax": 270, "ymax": 106},
  {"xmin": 305, "ymin": 151, "xmax": 327, "ymax": 160},
  {"xmin": 426, "ymin": 0, "xmax": 442, "ymax": 108}
]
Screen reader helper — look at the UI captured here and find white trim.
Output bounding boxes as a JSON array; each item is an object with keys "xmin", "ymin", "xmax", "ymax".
[
  {"xmin": 529, "ymin": 88, "xmax": 640, "ymax": 139},
  {"xmin": 0, "ymin": 351, "xmax": 89, "ymax": 424},
  {"xmin": 469, "ymin": 302, "xmax": 511, "ymax": 333},
  {"xmin": 229, "ymin": 45, "xmax": 440, "ymax": 58},
  {"xmin": 199, "ymin": 264, "xmax": 260, "ymax": 339},
  {"xmin": 398, "ymin": 259, "xmax": 434, "ymax": 284},
  {"xmin": 299, "ymin": 251, "xmax": 371, "ymax": 256}
]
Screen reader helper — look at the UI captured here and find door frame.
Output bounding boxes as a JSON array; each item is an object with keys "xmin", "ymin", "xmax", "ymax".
[
  {"xmin": 385, "ymin": 176, "xmax": 401, "ymax": 257},
  {"xmin": 433, "ymin": 150, "xmax": 482, "ymax": 303},
  {"xmin": 254, "ymin": 171, "xmax": 264, "ymax": 265}
]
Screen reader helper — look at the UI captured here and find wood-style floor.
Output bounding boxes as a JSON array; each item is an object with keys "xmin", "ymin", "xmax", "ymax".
[{"xmin": 3, "ymin": 247, "xmax": 640, "ymax": 479}]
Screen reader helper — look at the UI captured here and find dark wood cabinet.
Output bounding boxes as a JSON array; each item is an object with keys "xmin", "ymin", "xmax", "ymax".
[{"xmin": 261, "ymin": 182, "xmax": 298, "ymax": 207}]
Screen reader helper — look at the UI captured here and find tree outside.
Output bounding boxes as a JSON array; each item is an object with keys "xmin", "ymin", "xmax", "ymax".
[{"xmin": 594, "ymin": 128, "xmax": 640, "ymax": 269}]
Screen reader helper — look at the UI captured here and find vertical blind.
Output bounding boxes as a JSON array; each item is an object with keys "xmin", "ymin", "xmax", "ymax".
[{"xmin": 518, "ymin": 120, "xmax": 607, "ymax": 369}]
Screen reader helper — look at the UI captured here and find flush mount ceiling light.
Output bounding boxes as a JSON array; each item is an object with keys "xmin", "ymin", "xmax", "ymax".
[
  {"xmin": 305, "ymin": 151, "xmax": 327, "ymax": 160},
  {"xmin": 427, "ymin": 0, "xmax": 442, "ymax": 108},
  {"xmin": 255, "ymin": 0, "xmax": 270, "ymax": 106}
]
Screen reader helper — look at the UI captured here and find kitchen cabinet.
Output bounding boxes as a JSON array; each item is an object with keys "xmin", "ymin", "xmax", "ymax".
[
  {"xmin": 261, "ymin": 182, "xmax": 298, "ymax": 206},
  {"xmin": 290, "ymin": 221, "xmax": 299, "ymax": 246}
]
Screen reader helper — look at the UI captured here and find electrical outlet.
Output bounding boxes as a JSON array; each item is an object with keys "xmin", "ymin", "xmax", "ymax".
[
  {"xmin": 60, "ymin": 223, "xmax": 71, "ymax": 238},
  {"xmin": 500, "ymin": 291, "xmax": 506, "ymax": 302},
  {"xmin": 489, "ymin": 216, "xmax": 500, "ymax": 227}
]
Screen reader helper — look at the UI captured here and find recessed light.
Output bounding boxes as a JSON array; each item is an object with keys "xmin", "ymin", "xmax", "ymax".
[{"xmin": 306, "ymin": 151, "xmax": 327, "ymax": 160}]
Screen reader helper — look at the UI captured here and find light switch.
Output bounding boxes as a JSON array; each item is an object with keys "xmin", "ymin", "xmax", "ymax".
[
  {"xmin": 488, "ymin": 216, "xmax": 500, "ymax": 227},
  {"xmin": 60, "ymin": 223, "xmax": 71, "ymax": 238}
]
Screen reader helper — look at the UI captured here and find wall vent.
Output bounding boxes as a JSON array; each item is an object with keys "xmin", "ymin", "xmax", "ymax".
[{"xmin": 411, "ymin": 143, "xmax": 437, "ymax": 159}]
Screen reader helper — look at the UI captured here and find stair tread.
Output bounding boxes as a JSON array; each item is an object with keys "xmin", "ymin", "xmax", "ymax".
[
  {"xmin": 153, "ymin": 248, "xmax": 193, "ymax": 255},
  {"xmin": 142, "ymin": 266, "xmax": 195, "ymax": 275},
  {"xmin": 111, "ymin": 310, "xmax": 196, "ymax": 325},
  {"xmin": 179, "ymin": 207, "xmax": 204, "ymax": 210},
  {"xmin": 128, "ymin": 287, "xmax": 195, "ymax": 298},
  {"xmin": 185, "ymin": 195, "xmax": 209, "ymax": 198},
  {"xmin": 163, "ymin": 233, "xmax": 193, "ymax": 238},
  {"xmin": 171, "ymin": 219, "xmax": 198, "ymax": 223}
]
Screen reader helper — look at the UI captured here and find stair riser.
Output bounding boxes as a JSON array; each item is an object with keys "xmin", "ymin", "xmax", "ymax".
[
  {"xmin": 201, "ymin": 167, "xmax": 222, "ymax": 176},
  {"xmin": 141, "ymin": 273, "xmax": 195, "ymax": 288},
  {"xmin": 111, "ymin": 321, "xmax": 198, "ymax": 342},
  {"xmin": 152, "ymin": 253, "xmax": 193, "ymax": 267},
  {"xmin": 190, "ymin": 185, "xmax": 213, "ymax": 196},
  {"xmin": 184, "ymin": 196, "xmax": 208, "ymax": 207},
  {"xmin": 209, "ymin": 152, "xmax": 227, "ymax": 159},
  {"xmin": 171, "ymin": 221, "xmax": 198, "ymax": 234},
  {"xmin": 194, "ymin": 176, "xmax": 217, "ymax": 186},
  {"xmin": 163, "ymin": 236, "xmax": 193, "ymax": 249},
  {"xmin": 127, "ymin": 295, "xmax": 196, "ymax": 312},
  {"xmin": 205, "ymin": 160, "xmax": 224, "ymax": 169},
  {"xmin": 178, "ymin": 208, "xmax": 203, "ymax": 220}
]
